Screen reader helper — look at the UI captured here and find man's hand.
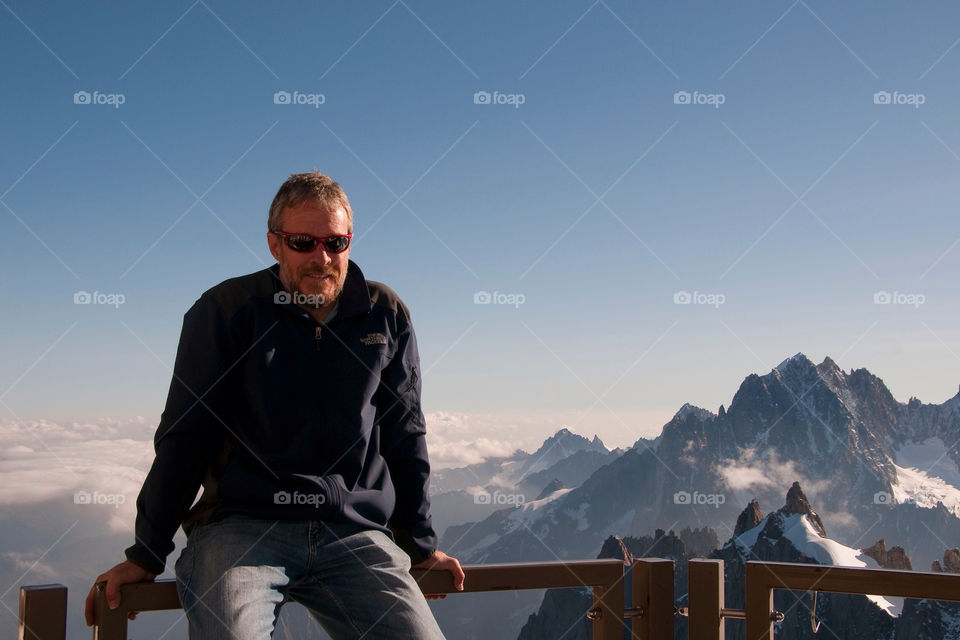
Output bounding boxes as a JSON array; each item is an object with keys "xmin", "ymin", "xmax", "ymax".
[
  {"xmin": 412, "ymin": 549, "xmax": 465, "ymax": 600},
  {"xmin": 84, "ymin": 560, "xmax": 157, "ymax": 626}
]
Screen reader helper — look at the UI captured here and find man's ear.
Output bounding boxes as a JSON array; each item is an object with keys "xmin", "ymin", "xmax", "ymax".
[{"xmin": 267, "ymin": 232, "xmax": 282, "ymax": 262}]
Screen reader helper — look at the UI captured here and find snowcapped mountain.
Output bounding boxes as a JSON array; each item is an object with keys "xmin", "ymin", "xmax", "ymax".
[
  {"xmin": 431, "ymin": 428, "xmax": 611, "ymax": 494},
  {"xmin": 429, "ymin": 428, "xmax": 617, "ymax": 537},
  {"xmin": 440, "ymin": 354, "xmax": 960, "ymax": 571},
  {"xmin": 429, "ymin": 355, "xmax": 960, "ymax": 640},
  {"xmin": 712, "ymin": 483, "xmax": 960, "ymax": 640},
  {"xmin": 724, "ymin": 482, "xmax": 901, "ymax": 615},
  {"xmin": 516, "ymin": 483, "xmax": 960, "ymax": 640},
  {"xmin": 891, "ymin": 437, "xmax": 960, "ymax": 517}
]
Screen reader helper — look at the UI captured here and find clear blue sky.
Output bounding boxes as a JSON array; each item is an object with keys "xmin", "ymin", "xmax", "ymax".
[{"xmin": 2, "ymin": 1, "xmax": 959, "ymax": 448}]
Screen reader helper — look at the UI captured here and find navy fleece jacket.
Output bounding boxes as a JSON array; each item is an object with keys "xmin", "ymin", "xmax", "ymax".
[{"xmin": 124, "ymin": 261, "xmax": 436, "ymax": 575}]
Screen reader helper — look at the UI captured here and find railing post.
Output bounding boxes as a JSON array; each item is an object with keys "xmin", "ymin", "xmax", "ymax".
[
  {"xmin": 92, "ymin": 582, "xmax": 128, "ymax": 640},
  {"xmin": 18, "ymin": 585, "xmax": 67, "ymax": 640},
  {"xmin": 744, "ymin": 563, "xmax": 774, "ymax": 640},
  {"xmin": 632, "ymin": 558, "xmax": 674, "ymax": 640},
  {"xmin": 688, "ymin": 559, "xmax": 724, "ymax": 640},
  {"xmin": 591, "ymin": 562, "xmax": 626, "ymax": 640}
]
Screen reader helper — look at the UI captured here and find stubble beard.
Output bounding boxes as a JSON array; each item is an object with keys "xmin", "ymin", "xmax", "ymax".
[{"xmin": 280, "ymin": 265, "xmax": 346, "ymax": 309}]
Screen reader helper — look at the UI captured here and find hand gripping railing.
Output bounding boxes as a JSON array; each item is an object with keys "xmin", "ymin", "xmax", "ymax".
[{"xmin": 19, "ymin": 558, "xmax": 677, "ymax": 640}]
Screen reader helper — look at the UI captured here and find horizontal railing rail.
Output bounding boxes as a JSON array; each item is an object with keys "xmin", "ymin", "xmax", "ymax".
[
  {"xmin": 20, "ymin": 559, "xmax": 655, "ymax": 640},
  {"xmin": 744, "ymin": 560, "xmax": 960, "ymax": 640},
  {"xmin": 23, "ymin": 558, "xmax": 960, "ymax": 639}
]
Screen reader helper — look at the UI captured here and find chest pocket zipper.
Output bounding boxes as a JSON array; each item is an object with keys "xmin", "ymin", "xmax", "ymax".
[{"xmin": 315, "ymin": 326, "xmax": 322, "ymax": 351}]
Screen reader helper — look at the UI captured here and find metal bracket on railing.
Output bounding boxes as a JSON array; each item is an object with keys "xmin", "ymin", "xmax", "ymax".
[
  {"xmin": 810, "ymin": 590, "xmax": 821, "ymax": 632},
  {"xmin": 585, "ymin": 606, "xmax": 646, "ymax": 620},
  {"xmin": 678, "ymin": 606, "xmax": 748, "ymax": 620}
]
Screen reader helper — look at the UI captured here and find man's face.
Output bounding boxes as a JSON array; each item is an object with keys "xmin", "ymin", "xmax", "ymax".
[{"xmin": 267, "ymin": 201, "xmax": 351, "ymax": 309}]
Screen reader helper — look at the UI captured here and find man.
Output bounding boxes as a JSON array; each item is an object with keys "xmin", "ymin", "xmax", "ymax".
[{"xmin": 85, "ymin": 172, "xmax": 464, "ymax": 639}]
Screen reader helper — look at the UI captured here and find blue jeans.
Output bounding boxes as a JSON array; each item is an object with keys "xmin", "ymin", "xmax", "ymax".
[{"xmin": 174, "ymin": 515, "xmax": 446, "ymax": 639}]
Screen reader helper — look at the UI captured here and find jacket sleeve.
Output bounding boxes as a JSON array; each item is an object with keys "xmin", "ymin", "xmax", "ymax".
[
  {"xmin": 124, "ymin": 296, "xmax": 237, "ymax": 574},
  {"xmin": 377, "ymin": 308, "xmax": 437, "ymax": 563}
]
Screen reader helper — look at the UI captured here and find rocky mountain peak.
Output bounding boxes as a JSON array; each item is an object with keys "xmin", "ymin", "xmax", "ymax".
[
  {"xmin": 673, "ymin": 402, "xmax": 714, "ymax": 421},
  {"xmin": 734, "ymin": 499, "xmax": 764, "ymax": 536},
  {"xmin": 946, "ymin": 389, "xmax": 960, "ymax": 418},
  {"xmin": 775, "ymin": 352, "xmax": 813, "ymax": 373},
  {"xmin": 780, "ymin": 481, "xmax": 827, "ymax": 538},
  {"xmin": 598, "ymin": 535, "xmax": 634, "ymax": 565},
  {"xmin": 931, "ymin": 548, "xmax": 960, "ymax": 573},
  {"xmin": 532, "ymin": 428, "xmax": 607, "ymax": 458},
  {"xmin": 862, "ymin": 539, "xmax": 912, "ymax": 570}
]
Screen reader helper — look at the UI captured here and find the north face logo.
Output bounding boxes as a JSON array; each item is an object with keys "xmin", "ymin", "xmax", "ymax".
[{"xmin": 360, "ymin": 333, "xmax": 387, "ymax": 346}]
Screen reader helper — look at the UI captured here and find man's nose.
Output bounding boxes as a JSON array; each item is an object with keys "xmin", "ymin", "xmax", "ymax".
[{"xmin": 310, "ymin": 245, "xmax": 333, "ymax": 263}]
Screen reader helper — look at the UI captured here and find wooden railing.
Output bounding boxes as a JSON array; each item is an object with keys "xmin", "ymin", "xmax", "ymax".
[
  {"xmin": 18, "ymin": 559, "xmax": 960, "ymax": 639},
  {"xmin": 19, "ymin": 558, "xmax": 676, "ymax": 640},
  {"xmin": 744, "ymin": 561, "xmax": 960, "ymax": 640}
]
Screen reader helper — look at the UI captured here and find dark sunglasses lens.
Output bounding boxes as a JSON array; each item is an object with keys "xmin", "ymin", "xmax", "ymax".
[
  {"xmin": 287, "ymin": 235, "xmax": 317, "ymax": 252},
  {"xmin": 323, "ymin": 236, "xmax": 350, "ymax": 253}
]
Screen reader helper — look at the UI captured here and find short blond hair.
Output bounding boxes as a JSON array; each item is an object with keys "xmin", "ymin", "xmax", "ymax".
[{"xmin": 268, "ymin": 171, "xmax": 353, "ymax": 232}]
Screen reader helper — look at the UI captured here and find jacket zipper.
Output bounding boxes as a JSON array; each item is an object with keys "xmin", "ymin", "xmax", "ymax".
[{"xmin": 315, "ymin": 326, "xmax": 323, "ymax": 351}]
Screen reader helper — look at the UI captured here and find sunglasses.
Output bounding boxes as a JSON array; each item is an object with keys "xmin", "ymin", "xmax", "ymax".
[{"xmin": 272, "ymin": 231, "xmax": 352, "ymax": 253}]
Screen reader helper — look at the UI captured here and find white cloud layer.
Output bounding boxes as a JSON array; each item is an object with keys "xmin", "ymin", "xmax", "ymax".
[
  {"xmin": 0, "ymin": 417, "xmax": 154, "ymax": 530},
  {"xmin": 717, "ymin": 449, "xmax": 827, "ymax": 493},
  {"xmin": 424, "ymin": 408, "xmax": 670, "ymax": 468}
]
